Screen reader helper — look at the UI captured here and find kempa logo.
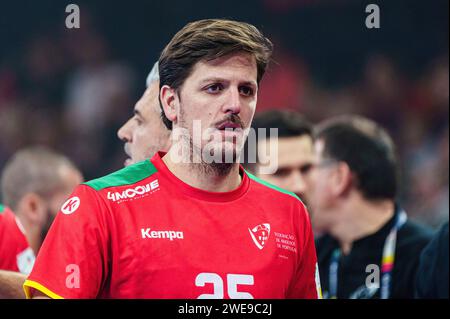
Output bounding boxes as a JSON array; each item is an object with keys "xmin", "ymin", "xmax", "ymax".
[
  {"xmin": 107, "ymin": 180, "xmax": 159, "ymax": 202},
  {"xmin": 61, "ymin": 197, "xmax": 80, "ymax": 215},
  {"xmin": 141, "ymin": 228, "xmax": 184, "ymax": 241}
]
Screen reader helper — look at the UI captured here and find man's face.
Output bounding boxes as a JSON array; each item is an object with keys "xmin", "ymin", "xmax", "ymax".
[
  {"xmin": 256, "ymin": 135, "xmax": 314, "ymax": 203},
  {"xmin": 304, "ymin": 139, "xmax": 338, "ymax": 232},
  {"xmin": 41, "ymin": 166, "xmax": 83, "ymax": 240},
  {"xmin": 174, "ymin": 52, "xmax": 258, "ymax": 164},
  {"xmin": 118, "ymin": 81, "xmax": 170, "ymax": 166}
]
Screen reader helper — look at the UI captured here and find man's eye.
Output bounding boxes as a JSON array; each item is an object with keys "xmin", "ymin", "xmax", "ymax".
[
  {"xmin": 299, "ymin": 164, "xmax": 313, "ymax": 175},
  {"xmin": 134, "ymin": 117, "xmax": 143, "ymax": 125},
  {"xmin": 274, "ymin": 168, "xmax": 290, "ymax": 177},
  {"xmin": 206, "ymin": 84, "xmax": 223, "ymax": 94},
  {"xmin": 239, "ymin": 86, "xmax": 254, "ymax": 97}
]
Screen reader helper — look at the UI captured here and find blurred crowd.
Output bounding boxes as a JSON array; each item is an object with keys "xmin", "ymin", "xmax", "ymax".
[
  {"xmin": 259, "ymin": 48, "xmax": 449, "ymax": 229},
  {"xmin": 0, "ymin": 20, "xmax": 448, "ymax": 230}
]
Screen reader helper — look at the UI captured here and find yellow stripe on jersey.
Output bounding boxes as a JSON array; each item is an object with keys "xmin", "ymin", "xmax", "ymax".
[{"xmin": 23, "ymin": 280, "xmax": 64, "ymax": 299}]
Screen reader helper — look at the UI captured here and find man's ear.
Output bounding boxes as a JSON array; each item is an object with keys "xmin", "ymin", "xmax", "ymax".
[
  {"xmin": 160, "ymin": 85, "xmax": 178, "ymax": 124},
  {"xmin": 16, "ymin": 193, "xmax": 46, "ymax": 225},
  {"xmin": 333, "ymin": 162, "xmax": 353, "ymax": 198}
]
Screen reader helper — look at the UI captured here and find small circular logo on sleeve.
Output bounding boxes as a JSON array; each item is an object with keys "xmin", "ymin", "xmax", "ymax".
[{"xmin": 61, "ymin": 196, "xmax": 80, "ymax": 215}]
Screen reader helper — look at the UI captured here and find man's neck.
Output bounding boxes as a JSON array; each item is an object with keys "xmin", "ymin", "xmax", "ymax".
[
  {"xmin": 329, "ymin": 196, "xmax": 395, "ymax": 255},
  {"xmin": 16, "ymin": 214, "xmax": 41, "ymax": 255},
  {"xmin": 163, "ymin": 149, "xmax": 242, "ymax": 192}
]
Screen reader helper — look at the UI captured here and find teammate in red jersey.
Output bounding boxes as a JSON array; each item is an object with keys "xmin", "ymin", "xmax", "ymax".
[
  {"xmin": 0, "ymin": 204, "xmax": 33, "ymax": 274},
  {"xmin": 0, "ymin": 146, "xmax": 82, "ymax": 298},
  {"xmin": 0, "ymin": 204, "xmax": 34, "ymax": 299},
  {"xmin": 25, "ymin": 19, "xmax": 321, "ymax": 299}
]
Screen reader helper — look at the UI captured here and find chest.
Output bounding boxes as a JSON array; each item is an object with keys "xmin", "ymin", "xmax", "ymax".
[{"xmin": 103, "ymin": 197, "xmax": 301, "ymax": 298}]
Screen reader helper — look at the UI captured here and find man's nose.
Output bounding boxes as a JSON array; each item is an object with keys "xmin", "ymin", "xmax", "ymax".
[
  {"xmin": 117, "ymin": 119, "xmax": 133, "ymax": 142},
  {"xmin": 222, "ymin": 87, "xmax": 242, "ymax": 114},
  {"xmin": 288, "ymin": 170, "xmax": 308, "ymax": 199}
]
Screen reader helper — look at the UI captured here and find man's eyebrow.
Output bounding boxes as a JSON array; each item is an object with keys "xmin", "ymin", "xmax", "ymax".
[
  {"xmin": 134, "ymin": 109, "xmax": 143, "ymax": 117},
  {"xmin": 199, "ymin": 77, "xmax": 257, "ymax": 87},
  {"xmin": 199, "ymin": 77, "xmax": 225, "ymax": 85},
  {"xmin": 240, "ymin": 81, "xmax": 258, "ymax": 87}
]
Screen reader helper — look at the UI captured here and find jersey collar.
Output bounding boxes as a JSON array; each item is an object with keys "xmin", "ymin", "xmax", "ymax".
[{"xmin": 150, "ymin": 152, "xmax": 250, "ymax": 202}]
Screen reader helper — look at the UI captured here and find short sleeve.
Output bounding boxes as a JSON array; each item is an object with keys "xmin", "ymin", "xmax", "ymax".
[{"xmin": 23, "ymin": 184, "xmax": 110, "ymax": 299}]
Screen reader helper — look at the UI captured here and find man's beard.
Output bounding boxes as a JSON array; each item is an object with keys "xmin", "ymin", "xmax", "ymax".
[
  {"xmin": 40, "ymin": 210, "xmax": 55, "ymax": 243},
  {"xmin": 190, "ymin": 136, "xmax": 238, "ymax": 177},
  {"xmin": 178, "ymin": 108, "xmax": 243, "ymax": 176},
  {"xmin": 207, "ymin": 154, "xmax": 237, "ymax": 177},
  {"xmin": 296, "ymin": 193, "xmax": 308, "ymax": 207}
]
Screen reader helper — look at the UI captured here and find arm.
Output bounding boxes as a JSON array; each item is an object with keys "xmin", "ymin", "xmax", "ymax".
[
  {"xmin": 23, "ymin": 185, "xmax": 110, "ymax": 299},
  {"xmin": 0, "ymin": 270, "xmax": 27, "ymax": 299},
  {"xmin": 31, "ymin": 290, "xmax": 51, "ymax": 299},
  {"xmin": 286, "ymin": 202, "xmax": 322, "ymax": 299}
]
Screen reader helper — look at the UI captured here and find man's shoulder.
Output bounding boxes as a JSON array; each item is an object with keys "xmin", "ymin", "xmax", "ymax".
[
  {"xmin": 314, "ymin": 234, "xmax": 337, "ymax": 261},
  {"xmin": 315, "ymin": 234, "xmax": 334, "ymax": 249},
  {"xmin": 415, "ymin": 222, "xmax": 449, "ymax": 298},
  {"xmin": 0, "ymin": 205, "xmax": 11, "ymax": 232},
  {"xmin": 416, "ymin": 222, "xmax": 448, "ymax": 267},
  {"xmin": 397, "ymin": 218, "xmax": 434, "ymax": 251},
  {"xmin": 0, "ymin": 205, "xmax": 14, "ymax": 222},
  {"xmin": 244, "ymin": 170, "xmax": 304, "ymax": 204},
  {"xmin": 84, "ymin": 160, "xmax": 158, "ymax": 191},
  {"xmin": 0, "ymin": 205, "xmax": 27, "ymax": 245}
]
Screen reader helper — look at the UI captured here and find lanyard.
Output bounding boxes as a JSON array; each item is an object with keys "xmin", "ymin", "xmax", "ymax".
[{"xmin": 328, "ymin": 211, "xmax": 407, "ymax": 299}]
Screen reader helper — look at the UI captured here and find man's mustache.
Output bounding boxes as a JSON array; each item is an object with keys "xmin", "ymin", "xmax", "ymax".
[
  {"xmin": 124, "ymin": 143, "xmax": 131, "ymax": 157},
  {"xmin": 214, "ymin": 114, "xmax": 245, "ymax": 129}
]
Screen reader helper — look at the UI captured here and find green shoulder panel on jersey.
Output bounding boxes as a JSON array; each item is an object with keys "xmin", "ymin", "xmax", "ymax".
[
  {"xmin": 245, "ymin": 170, "xmax": 303, "ymax": 203},
  {"xmin": 84, "ymin": 160, "xmax": 157, "ymax": 191},
  {"xmin": 0, "ymin": 203, "xmax": 4, "ymax": 213}
]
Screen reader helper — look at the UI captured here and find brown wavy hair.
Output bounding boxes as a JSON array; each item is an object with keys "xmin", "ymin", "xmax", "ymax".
[{"xmin": 158, "ymin": 18, "xmax": 273, "ymax": 129}]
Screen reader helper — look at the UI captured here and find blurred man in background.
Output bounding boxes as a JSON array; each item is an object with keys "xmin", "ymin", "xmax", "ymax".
[
  {"xmin": 117, "ymin": 62, "xmax": 171, "ymax": 166},
  {"xmin": 245, "ymin": 110, "xmax": 314, "ymax": 205},
  {"xmin": 306, "ymin": 115, "xmax": 432, "ymax": 298},
  {"xmin": 0, "ymin": 146, "xmax": 83, "ymax": 298}
]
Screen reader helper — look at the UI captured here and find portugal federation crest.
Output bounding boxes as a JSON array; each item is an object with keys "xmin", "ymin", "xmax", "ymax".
[{"xmin": 248, "ymin": 223, "xmax": 271, "ymax": 250}]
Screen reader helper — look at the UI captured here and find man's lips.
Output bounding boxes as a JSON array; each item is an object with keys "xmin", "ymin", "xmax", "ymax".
[
  {"xmin": 215, "ymin": 114, "xmax": 244, "ymax": 131},
  {"xmin": 123, "ymin": 144, "xmax": 133, "ymax": 166},
  {"xmin": 216, "ymin": 121, "xmax": 242, "ymax": 130}
]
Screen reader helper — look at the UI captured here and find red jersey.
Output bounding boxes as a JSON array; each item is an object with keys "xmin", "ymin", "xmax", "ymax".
[
  {"xmin": 24, "ymin": 152, "xmax": 321, "ymax": 299},
  {"xmin": 0, "ymin": 204, "xmax": 35, "ymax": 274}
]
